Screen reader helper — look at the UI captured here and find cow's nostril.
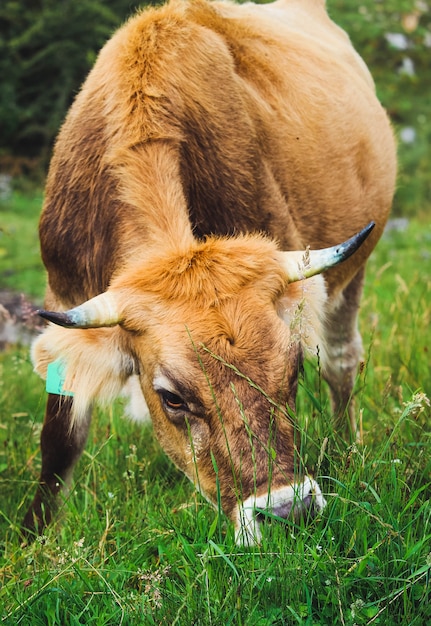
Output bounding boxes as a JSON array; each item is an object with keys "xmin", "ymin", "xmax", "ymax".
[
  {"xmin": 263, "ymin": 492, "xmax": 314, "ymax": 521},
  {"xmin": 295, "ymin": 492, "xmax": 314, "ymax": 514},
  {"xmin": 301, "ymin": 493, "xmax": 313, "ymax": 510},
  {"xmin": 257, "ymin": 482, "xmax": 323, "ymax": 522},
  {"xmin": 235, "ymin": 478, "xmax": 326, "ymax": 545},
  {"xmin": 272, "ymin": 500, "xmax": 294, "ymax": 519}
]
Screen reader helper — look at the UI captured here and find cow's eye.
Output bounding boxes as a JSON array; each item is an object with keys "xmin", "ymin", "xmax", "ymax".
[{"xmin": 159, "ymin": 390, "xmax": 188, "ymax": 413}]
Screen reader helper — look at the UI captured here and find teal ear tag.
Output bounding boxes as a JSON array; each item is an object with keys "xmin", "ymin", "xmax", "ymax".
[{"xmin": 46, "ymin": 359, "xmax": 74, "ymax": 396}]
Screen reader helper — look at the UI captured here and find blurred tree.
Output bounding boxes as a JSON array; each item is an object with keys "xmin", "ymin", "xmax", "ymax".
[
  {"xmin": 327, "ymin": 0, "xmax": 431, "ymax": 214},
  {"xmin": 0, "ymin": 1, "xmax": 161, "ymax": 170},
  {"xmin": 0, "ymin": 0, "xmax": 121, "ymax": 164}
]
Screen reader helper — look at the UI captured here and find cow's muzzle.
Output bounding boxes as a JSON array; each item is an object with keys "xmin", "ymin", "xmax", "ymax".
[{"xmin": 234, "ymin": 476, "xmax": 326, "ymax": 545}]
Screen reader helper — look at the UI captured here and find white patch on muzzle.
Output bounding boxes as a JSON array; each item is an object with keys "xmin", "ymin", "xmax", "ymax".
[{"xmin": 234, "ymin": 477, "xmax": 326, "ymax": 546}]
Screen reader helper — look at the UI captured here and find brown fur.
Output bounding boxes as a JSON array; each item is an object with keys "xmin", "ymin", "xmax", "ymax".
[{"xmin": 24, "ymin": 0, "xmax": 396, "ymax": 541}]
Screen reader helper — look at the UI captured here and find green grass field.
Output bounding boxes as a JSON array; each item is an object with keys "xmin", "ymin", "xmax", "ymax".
[{"xmin": 0, "ymin": 191, "xmax": 430, "ymax": 625}]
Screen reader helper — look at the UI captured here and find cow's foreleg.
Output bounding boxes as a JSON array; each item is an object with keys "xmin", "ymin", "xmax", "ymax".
[
  {"xmin": 22, "ymin": 394, "xmax": 91, "ymax": 538},
  {"xmin": 321, "ymin": 269, "xmax": 365, "ymax": 440}
]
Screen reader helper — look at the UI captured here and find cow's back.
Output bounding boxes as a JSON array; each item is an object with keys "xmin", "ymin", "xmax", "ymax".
[{"xmin": 40, "ymin": 0, "xmax": 396, "ymax": 307}]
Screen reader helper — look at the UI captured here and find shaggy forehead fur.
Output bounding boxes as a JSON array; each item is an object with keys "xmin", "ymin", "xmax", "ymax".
[{"xmin": 114, "ymin": 235, "xmax": 288, "ymax": 309}]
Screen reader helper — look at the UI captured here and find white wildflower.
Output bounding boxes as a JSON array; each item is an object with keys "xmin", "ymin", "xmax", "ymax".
[
  {"xmin": 403, "ymin": 392, "xmax": 430, "ymax": 418},
  {"xmin": 399, "ymin": 127, "xmax": 416, "ymax": 144},
  {"xmin": 36, "ymin": 535, "xmax": 48, "ymax": 545},
  {"xmin": 385, "ymin": 33, "xmax": 409, "ymax": 50},
  {"xmin": 350, "ymin": 598, "xmax": 365, "ymax": 618}
]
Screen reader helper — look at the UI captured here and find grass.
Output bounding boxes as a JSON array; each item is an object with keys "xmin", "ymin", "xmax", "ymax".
[
  {"xmin": 0, "ymin": 191, "xmax": 45, "ymax": 299},
  {"xmin": 0, "ymin": 192, "xmax": 430, "ymax": 625}
]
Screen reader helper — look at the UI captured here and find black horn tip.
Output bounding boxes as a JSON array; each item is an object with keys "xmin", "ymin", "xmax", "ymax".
[
  {"xmin": 337, "ymin": 220, "xmax": 376, "ymax": 259},
  {"xmin": 359, "ymin": 220, "xmax": 376, "ymax": 241},
  {"xmin": 348, "ymin": 220, "xmax": 376, "ymax": 247},
  {"xmin": 38, "ymin": 309, "xmax": 77, "ymax": 328}
]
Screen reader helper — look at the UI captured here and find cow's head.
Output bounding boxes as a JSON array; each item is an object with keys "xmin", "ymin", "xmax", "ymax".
[{"xmin": 33, "ymin": 225, "xmax": 373, "ymax": 544}]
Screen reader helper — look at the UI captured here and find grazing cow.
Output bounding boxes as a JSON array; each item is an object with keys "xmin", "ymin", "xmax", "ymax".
[{"xmin": 23, "ymin": 0, "xmax": 396, "ymax": 544}]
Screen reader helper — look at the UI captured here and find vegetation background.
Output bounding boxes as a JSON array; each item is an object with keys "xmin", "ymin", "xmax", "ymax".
[{"xmin": 0, "ymin": 0, "xmax": 430, "ymax": 624}]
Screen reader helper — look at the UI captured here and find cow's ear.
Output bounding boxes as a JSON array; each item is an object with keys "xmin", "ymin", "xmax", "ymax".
[
  {"xmin": 277, "ymin": 275, "xmax": 327, "ymax": 355},
  {"xmin": 32, "ymin": 324, "xmax": 134, "ymax": 424}
]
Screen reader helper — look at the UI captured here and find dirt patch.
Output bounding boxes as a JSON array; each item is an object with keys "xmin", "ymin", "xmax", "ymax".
[{"xmin": 0, "ymin": 290, "xmax": 42, "ymax": 349}]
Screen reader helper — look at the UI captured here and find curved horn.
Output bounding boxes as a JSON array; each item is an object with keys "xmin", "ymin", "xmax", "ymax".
[
  {"xmin": 280, "ymin": 221, "xmax": 375, "ymax": 283},
  {"xmin": 38, "ymin": 292, "xmax": 121, "ymax": 328}
]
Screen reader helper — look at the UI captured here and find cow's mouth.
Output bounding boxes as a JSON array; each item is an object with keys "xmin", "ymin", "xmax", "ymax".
[{"xmin": 234, "ymin": 476, "xmax": 326, "ymax": 545}]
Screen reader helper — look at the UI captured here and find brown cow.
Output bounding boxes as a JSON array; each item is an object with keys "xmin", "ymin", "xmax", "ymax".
[{"xmin": 23, "ymin": 0, "xmax": 396, "ymax": 545}]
